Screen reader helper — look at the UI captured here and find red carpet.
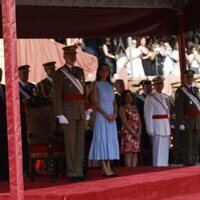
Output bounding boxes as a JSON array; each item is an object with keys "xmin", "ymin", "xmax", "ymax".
[{"xmin": 1, "ymin": 167, "xmax": 200, "ymax": 200}]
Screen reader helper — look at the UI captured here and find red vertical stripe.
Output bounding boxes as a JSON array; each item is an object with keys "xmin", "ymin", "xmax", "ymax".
[{"xmin": 1, "ymin": 0, "xmax": 24, "ymax": 200}]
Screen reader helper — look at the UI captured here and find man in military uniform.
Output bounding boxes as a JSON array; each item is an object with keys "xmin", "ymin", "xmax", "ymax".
[
  {"xmin": 168, "ymin": 81, "xmax": 182, "ymax": 163},
  {"xmin": 36, "ymin": 61, "xmax": 57, "ymax": 176},
  {"xmin": 194, "ymin": 76, "xmax": 200, "ymax": 161},
  {"xmin": 169, "ymin": 82, "xmax": 181, "ymax": 133},
  {"xmin": 18, "ymin": 65, "xmax": 37, "ymax": 175},
  {"xmin": 135, "ymin": 80, "xmax": 153, "ymax": 166},
  {"xmin": 0, "ymin": 68, "xmax": 9, "ymax": 180},
  {"xmin": 53, "ymin": 45, "xmax": 87, "ymax": 182},
  {"xmin": 37, "ymin": 61, "xmax": 56, "ymax": 99},
  {"xmin": 144, "ymin": 76, "xmax": 170, "ymax": 166},
  {"xmin": 175, "ymin": 70, "xmax": 200, "ymax": 166}
]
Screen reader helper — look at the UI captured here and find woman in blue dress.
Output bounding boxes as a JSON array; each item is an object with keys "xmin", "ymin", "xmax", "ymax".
[{"xmin": 89, "ymin": 63, "xmax": 119, "ymax": 177}]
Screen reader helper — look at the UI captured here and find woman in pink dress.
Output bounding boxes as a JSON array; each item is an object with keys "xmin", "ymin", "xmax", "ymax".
[{"xmin": 119, "ymin": 90, "xmax": 141, "ymax": 167}]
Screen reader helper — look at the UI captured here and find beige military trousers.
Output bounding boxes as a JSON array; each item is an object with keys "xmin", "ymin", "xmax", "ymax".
[{"xmin": 62, "ymin": 119, "xmax": 86, "ymax": 177}]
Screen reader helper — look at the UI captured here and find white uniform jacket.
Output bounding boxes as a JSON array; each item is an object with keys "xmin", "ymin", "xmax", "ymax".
[{"xmin": 144, "ymin": 92, "xmax": 170, "ymax": 136}]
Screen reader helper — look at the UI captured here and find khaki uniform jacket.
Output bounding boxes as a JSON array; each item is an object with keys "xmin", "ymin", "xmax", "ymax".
[
  {"xmin": 175, "ymin": 85, "xmax": 200, "ymax": 130},
  {"xmin": 37, "ymin": 78, "xmax": 53, "ymax": 98},
  {"xmin": 53, "ymin": 65, "xmax": 86, "ymax": 120}
]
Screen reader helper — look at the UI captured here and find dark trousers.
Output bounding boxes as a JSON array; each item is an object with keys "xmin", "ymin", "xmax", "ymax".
[
  {"xmin": 20, "ymin": 112, "xmax": 29, "ymax": 174},
  {"xmin": 181, "ymin": 128, "xmax": 200, "ymax": 165}
]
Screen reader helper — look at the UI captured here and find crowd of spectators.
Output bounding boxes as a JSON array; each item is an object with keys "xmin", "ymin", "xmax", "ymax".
[{"xmin": 55, "ymin": 29, "xmax": 200, "ymax": 79}]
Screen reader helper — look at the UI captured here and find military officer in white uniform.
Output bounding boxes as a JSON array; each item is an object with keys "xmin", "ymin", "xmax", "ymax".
[{"xmin": 144, "ymin": 76, "xmax": 170, "ymax": 166}]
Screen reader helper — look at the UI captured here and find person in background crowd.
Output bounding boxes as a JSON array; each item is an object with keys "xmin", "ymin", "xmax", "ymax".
[
  {"xmin": 171, "ymin": 42, "xmax": 180, "ymax": 76},
  {"xmin": 102, "ymin": 37, "xmax": 118, "ymax": 76},
  {"xmin": 153, "ymin": 42, "xmax": 166, "ymax": 75},
  {"xmin": 138, "ymin": 37, "xmax": 152, "ymax": 76},
  {"xmin": 18, "ymin": 65, "xmax": 37, "ymax": 176},
  {"xmin": 53, "ymin": 45, "xmax": 87, "ymax": 182},
  {"xmin": 126, "ymin": 39, "xmax": 145, "ymax": 78},
  {"xmin": 135, "ymin": 80, "xmax": 153, "ymax": 166},
  {"xmin": 114, "ymin": 79, "xmax": 125, "ymax": 166},
  {"xmin": 113, "ymin": 37, "xmax": 129, "ymax": 73},
  {"xmin": 162, "ymin": 42, "xmax": 174, "ymax": 75},
  {"xmin": 187, "ymin": 46, "xmax": 200, "ymax": 74},
  {"xmin": 66, "ymin": 38, "xmax": 84, "ymax": 50},
  {"xmin": 144, "ymin": 76, "xmax": 170, "ymax": 166},
  {"xmin": 89, "ymin": 63, "xmax": 119, "ymax": 177},
  {"xmin": 119, "ymin": 90, "xmax": 141, "ymax": 167},
  {"xmin": 83, "ymin": 38, "xmax": 105, "ymax": 63},
  {"xmin": 37, "ymin": 61, "xmax": 56, "ymax": 99},
  {"xmin": 175, "ymin": 70, "xmax": 200, "ymax": 166},
  {"xmin": 0, "ymin": 68, "xmax": 9, "ymax": 181}
]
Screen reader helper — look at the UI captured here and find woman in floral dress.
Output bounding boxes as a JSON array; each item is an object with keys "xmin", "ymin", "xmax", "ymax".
[{"xmin": 119, "ymin": 90, "xmax": 141, "ymax": 167}]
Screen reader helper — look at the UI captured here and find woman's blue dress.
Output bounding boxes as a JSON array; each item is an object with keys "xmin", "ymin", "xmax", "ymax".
[{"xmin": 89, "ymin": 81, "xmax": 119, "ymax": 160}]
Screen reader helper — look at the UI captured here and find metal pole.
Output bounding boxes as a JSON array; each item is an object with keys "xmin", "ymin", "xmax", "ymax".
[
  {"xmin": 1, "ymin": 0, "xmax": 24, "ymax": 199},
  {"xmin": 176, "ymin": 10, "xmax": 187, "ymax": 83},
  {"xmin": 127, "ymin": 37, "xmax": 133, "ymax": 78}
]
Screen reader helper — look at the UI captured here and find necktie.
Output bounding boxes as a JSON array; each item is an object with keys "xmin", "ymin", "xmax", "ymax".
[
  {"xmin": 25, "ymin": 83, "xmax": 29, "ymax": 90},
  {"xmin": 189, "ymin": 87, "xmax": 195, "ymax": 96}
]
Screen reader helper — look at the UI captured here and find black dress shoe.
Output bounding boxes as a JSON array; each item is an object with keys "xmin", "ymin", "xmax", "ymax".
[
  {"xmin": 101, "ymin": 172, "xmax": 119, "ymax": 177},
  {"xmin": 78, "ymin": 176, "xmax": 90, "ymax": 181},
  {"xmin": 69, "ymin": 176, "xmax": 80, "ymax": 183},
  {"xmin": 111, "ymin": 173, "xmax": 119, "ymax": 177}
]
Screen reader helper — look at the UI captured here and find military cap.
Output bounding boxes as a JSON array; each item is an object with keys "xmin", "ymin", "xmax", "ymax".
[
  {"xmin": 194, "ymin": 76, "xmax": 200, "ymax": 83},
  {"xmin": 140, "ymin": 79, "xmax": 152, "ymax": 86},
  {"xmin": 18, "ymin": 65, "xmax": 30, "ymax": 72},
  {"xmin": 171, "ymin": 81, "xmax": 181, "ymax": 88},
  {"xmin": 42, "ymin": 61, "xmax": 56, "ymax": 68},
  {"xmin": 62, "ymin": 45, "xmax": 77, "ymax": 53},
  {"xmin": 152, "ymin": 76, "xmax": 165, "ymax": 84},
  {"xmin": 184, "ymin": 69, "xmax": 195, "ymax": 77}
]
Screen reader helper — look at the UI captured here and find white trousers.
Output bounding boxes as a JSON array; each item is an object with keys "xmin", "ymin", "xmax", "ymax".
[{"xmin": 151, "ymin": 135, "xmax": 170, "ymax": 166}]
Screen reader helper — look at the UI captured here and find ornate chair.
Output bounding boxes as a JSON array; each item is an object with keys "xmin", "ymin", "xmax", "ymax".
[{"xmin": 25, "ymin": 99, "xmax": 65, "ymax": 181}]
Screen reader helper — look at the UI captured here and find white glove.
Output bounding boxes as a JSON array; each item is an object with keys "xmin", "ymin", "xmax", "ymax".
[
  {"xmin": 57, "ymin": 115, "xmax": 69, "ymax": 124},
  {"xmin": 171, "ymin": 125, "xmax": 175, "ymax": 129},
  {"xmin": 85, "ymin": 108, "xmax": 93, "ymax": 121},
  {"xmin": 179, "ymin": 124, "xmax": 185, "ymax": 131}
]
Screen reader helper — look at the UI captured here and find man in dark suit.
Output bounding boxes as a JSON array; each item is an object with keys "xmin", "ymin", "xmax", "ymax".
[
  {"xmin": 168, "ymin": 81, "xmax": 182, "ymax": 164},
  {"xmin": 114, "ymin": 79, "xmax": 125, "ymax": 132},
  {"xmin": 135, "ymin": 80, "xmax": 153, "ymax": 166},
  {"xmin": 0, "ymin": 68, "xmax": 9, "ymax": 180},
  {"xmin": 114, "ymin": 79, "xmax": 125, "ymax": 166},
  {"xmin": 18, "ymin": 65, "xmax": 37, "ymax": 175},
  {"xmin": 53, "ymin": 45, "xmax": 87, "ymax": 182},
  {"xmin": 37, "ymin": 61, "xmax": 56, "ymax": 99},
  {"xmin": 175, "ymin": 69, "xmax": 200, "ymax": 166}
]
